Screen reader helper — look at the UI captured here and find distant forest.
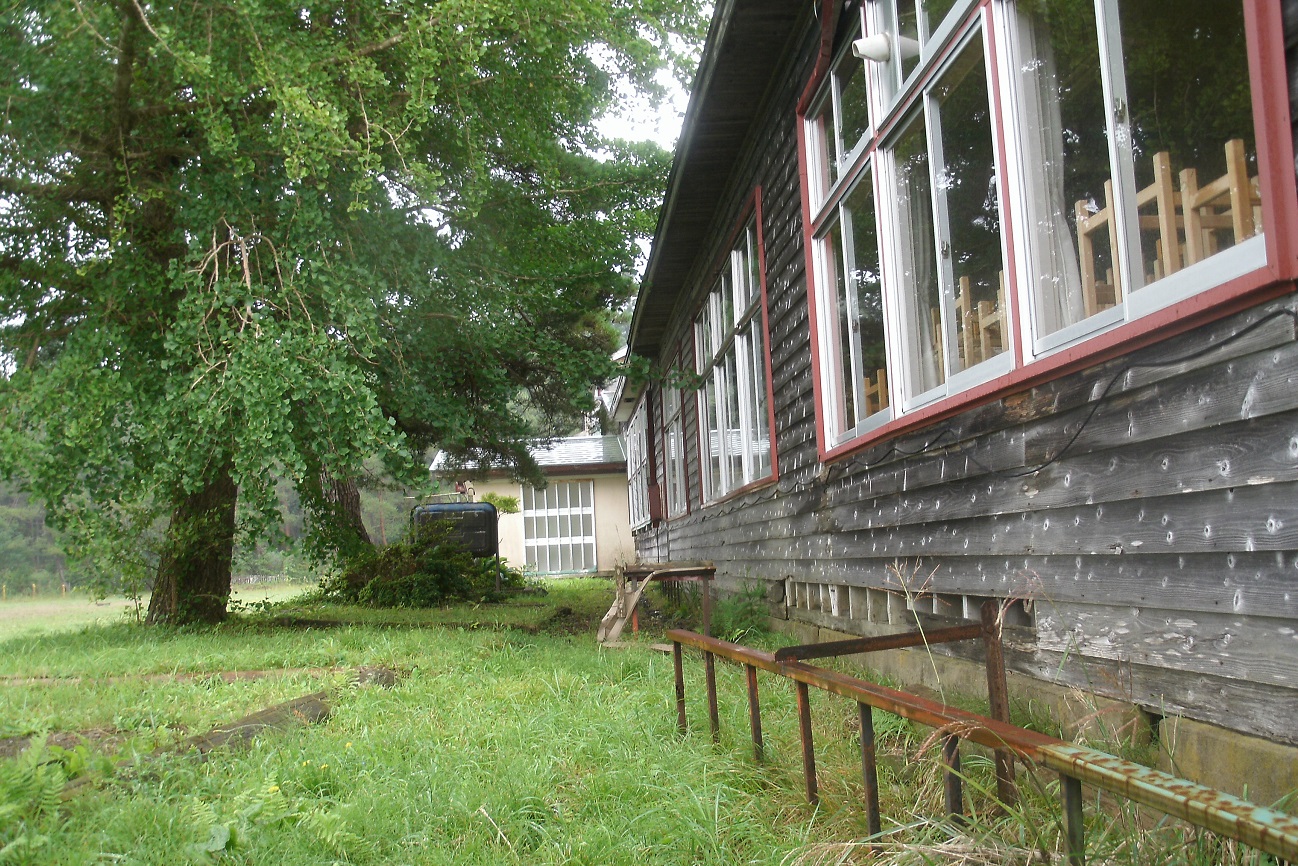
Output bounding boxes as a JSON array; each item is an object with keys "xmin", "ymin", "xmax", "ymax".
[{"xmin": 0, "ymin": 479, "xmax": 423, "ymax": 595}]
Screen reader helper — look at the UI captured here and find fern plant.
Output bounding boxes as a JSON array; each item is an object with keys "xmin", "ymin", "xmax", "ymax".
[{"xmin": 0, "ymin": 736, "xmax": 72, "ymax": 862}]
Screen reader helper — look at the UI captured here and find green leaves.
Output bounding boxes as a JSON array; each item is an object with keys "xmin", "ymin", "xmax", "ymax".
[{"xmin": 0, "ymin": 0, "xmax": 704, "ymax": 609}]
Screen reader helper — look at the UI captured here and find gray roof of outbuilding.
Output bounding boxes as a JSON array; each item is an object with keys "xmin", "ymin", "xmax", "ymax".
[
  {"xmin": 531, "ymin": 435, "xmax": 626, "ymax": 468},
  {"xmin": 627, "ymin": 0, "xmax": 807, "ymax": 362},
  {"xmin": 429, "ymin": 435, "xmax": 626, "ymax": 475}
]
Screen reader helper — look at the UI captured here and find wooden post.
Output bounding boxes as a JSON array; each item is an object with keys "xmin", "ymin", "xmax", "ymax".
[
  {"xmin": 745, "ymin": 664, "xmax": 764, "ymax": 762},
  {"xmin": 704, "ymin": 650, "xmax": 720, "ymax": 744},
  {"xmin": 1061, "ymin": 773, "xmax": 1086, "ymax": 866},
  {"xmin": 859, "ymin": 702, "xmax": 882, "ymax": 837},
  {"xmin": 981, "ymin": 601, "xmax": 1017, "ymax": 806},
  {"xmin": 943, "ymin": 734, "xmax": 963, "ymax": 822},
  {"xmin": 796, "ymin": 681, "xmax": 818, "ymax": 805},
  {"xmin": 673, "ymin": 641, "xmax": 687, "ymax": 734}
]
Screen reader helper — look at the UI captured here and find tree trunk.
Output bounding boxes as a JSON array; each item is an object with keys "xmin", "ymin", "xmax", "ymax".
[
  {"xmin": 146, "ymin": 462, "xmax": 238, "ymax": 625},
  {"xmin": 323, "ymin": 473, "xmax": 373, "ymax": 554}
]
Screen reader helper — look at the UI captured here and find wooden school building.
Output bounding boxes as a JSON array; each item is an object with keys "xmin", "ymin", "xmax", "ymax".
[{"xmin": 619, "ymin": 0, "xmax": 1298, "ymax": 795}]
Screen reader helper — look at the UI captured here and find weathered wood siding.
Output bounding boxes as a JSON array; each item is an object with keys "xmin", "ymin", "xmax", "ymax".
[{"xmin": 633, "ymin": 8, "xmax": 1298, "ymax": 746}]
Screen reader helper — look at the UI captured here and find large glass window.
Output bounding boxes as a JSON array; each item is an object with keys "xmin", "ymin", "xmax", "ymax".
[
  {"xmin": 816, "ymin": 172, "xmax": 890, "ymax": 441},
  {"xmin": 804, "ymin": 0, "xmax": 1273, "ymax": 453},
  {"xmin": 811, "ymin": 17, "xmax": 1007, "ymax": 441},
  {"xmin": 625, "ymin": 399, "xmax": 650, "ymax": 529},
  {"xmin": 522, "ymin": 481, "xmax": 596, "ymax": 574},
  {"xmin": 696, "ymin": 219, "xmax": 774, "ymax": 501},
  {"xmin": 663, "ymin": 360, "xmax": 687, "ymax": 517},
  {"xmin": 1009, "ymin": 0, "xmax": 1264, "ymax": 350},
  {"xmin": 887, "ymin": 31, "xmax": 1008, "ymax": 408}
]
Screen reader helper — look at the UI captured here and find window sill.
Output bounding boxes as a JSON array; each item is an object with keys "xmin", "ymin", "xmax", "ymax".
[
  {"xmin": 699, "ymin": 473, "xmax": 779, "ymax": 511},
  {"xmin": 818, "ymin": 267, "xmax": 1294, "ymax": 466}
]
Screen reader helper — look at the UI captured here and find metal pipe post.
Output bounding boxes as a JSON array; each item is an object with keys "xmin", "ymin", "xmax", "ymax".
[
  {"xmin": 704, "ymin": 650, "xmax": 720, "ymax": 743},
  {"xmin": 943, "ymin": 734, "xmax": 963, "ymax": 822},
  {"xmin": 745, "ymin": 664, "xmax": 764, "ymax": 762},
  {"xmin": 673, "ymin": 641, "xmax": 687, "ymax": 734},
  {"xmin": 1061, "ymin": 772, "xmax": 1085, "ymax": 866},
  {"xmin": 858, "ymin": 702, "xmax": 882, "ymax": 837},
  {"xmin": 796, "ymin": 681, "xmax": 818, "ymax": 805}
]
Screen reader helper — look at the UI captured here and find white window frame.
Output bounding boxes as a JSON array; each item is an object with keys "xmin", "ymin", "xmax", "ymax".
[
  {"xmin": 804, "ymin": 0, "xmax": 1282, "ymax": 455},
  {"xmin": 625, "ymin": 398, "xmax": 651, "ymax": 529},
  {"xmin": 877, "ymin": 25, "xmax": 1013, "ymax": 413},
  {"xmin": 662, "ymin": 367, "xmax": 688, "ymax": 518},
  {"xmin": 521, "ymin": 480, "xmax": 597, "ymax": 574},
  {"xmin": 695, "ymin": 218, "xmax": 774, "ymax": 503},
  {"xmin": 995, "ymin": 0, "xmax": 1269, "ymax": 360}
]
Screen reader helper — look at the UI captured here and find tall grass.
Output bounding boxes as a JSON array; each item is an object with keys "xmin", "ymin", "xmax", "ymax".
[{"xmin": 0, "ymin": 578, "xmax": 1287, "ymax": 865}]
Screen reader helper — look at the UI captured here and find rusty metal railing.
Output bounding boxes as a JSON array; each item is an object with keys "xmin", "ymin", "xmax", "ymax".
[{"xmin": 669, "ymin": 611, "xmax": 1298, "ymax": 865}]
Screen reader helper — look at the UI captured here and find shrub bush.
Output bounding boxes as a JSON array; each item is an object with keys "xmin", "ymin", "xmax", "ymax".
[{"xmin": 321, "ymin": 523, "xmax": 523, "ymax": 608}]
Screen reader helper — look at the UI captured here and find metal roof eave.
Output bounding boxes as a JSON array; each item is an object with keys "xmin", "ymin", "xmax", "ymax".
[{"xmin": 627, "ymin": 0, "xmax": 808, "ymax": 363}]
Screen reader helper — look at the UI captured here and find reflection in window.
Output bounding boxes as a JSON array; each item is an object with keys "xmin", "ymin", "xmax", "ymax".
[
  {"xmin": 1015, "ymin": 0, "xmax": 1263, "ymax": 343},
  {"xmin": 820, "ymin": 174, "xmax": 888, "ymax": 442},
  {"xmin": 878, "ymin": 0, "xmax": 965, "ymax": 98},
  {"xmin": 696, "ymin": 219, "xmax": 774, "ymax": 501},
  {"xmin": 934, "ymin": 35, "xmax": 1005, "ymax": 375},
  {"xmin": 893, "ymin": 111, "xmax": 943, "ymax": 397},
  {"xmin": 1120, "ymin": 0, "xmax": 1261, "ymax": 286},
  {"xmin": 1013, "ymin": 0, "xmax": 1114, "ymax": 337},
  {"xmin": 663, "ymin": 369, "xmax": 687, "ymax": 518}
]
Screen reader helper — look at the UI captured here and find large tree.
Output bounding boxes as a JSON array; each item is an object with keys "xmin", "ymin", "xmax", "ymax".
[{"xmin": 0, "ymin": 0, "xmax": 699, "ymax": 623}]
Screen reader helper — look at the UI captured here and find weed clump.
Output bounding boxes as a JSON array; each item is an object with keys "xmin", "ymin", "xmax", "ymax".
[
  {"xmin": 712, "ymin": 583, "xmax": 772, "ymax": 643},
  {"xmin": 321, "ymin": 523, "xmax": 523, "ymax": 608}
]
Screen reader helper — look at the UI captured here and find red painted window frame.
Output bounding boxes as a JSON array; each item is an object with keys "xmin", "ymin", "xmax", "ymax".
[
  {"xmin": 797, "ymin": 0, "xmax": 1298, "ymax": 467},
  {"xmin": 692, "ymin": 186, "xmax": 781, "ymax": 509}
]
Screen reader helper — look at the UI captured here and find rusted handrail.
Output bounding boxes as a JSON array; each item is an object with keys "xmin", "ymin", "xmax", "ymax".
[
  {"xmin": 668, "ymin": 627, "xmax": 1298, "ymax": 865},
  {"xmin": 773, "ymin": 622, "xmax": 985, "ymax": 662}
]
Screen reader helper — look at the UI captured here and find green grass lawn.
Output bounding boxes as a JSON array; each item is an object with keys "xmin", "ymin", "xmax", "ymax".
[
  {"xmin": 0, "ymin": 579, "xmax": 1277, "ymax": 865},
  {"xmin": 0, "ymin": 582, "xmax": 314, "ymax": 642}
]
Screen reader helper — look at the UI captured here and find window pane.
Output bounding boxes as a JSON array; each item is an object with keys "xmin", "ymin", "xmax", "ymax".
[
  {"xmin": 696, "ymin": 307, "xmax": 712, "ymax": 366},
  {"xmin": 1118, "ymin": 0, "xmax": 1261, "ymax": 287},
  {"xmin": 893, "ymin": 111, "xmax": 944, "ymax": 396},
  {"xmin": 827, "ymin": 219, "xmax": 859, "ymax": 429},
  {"xmin": 1015, "ymin": 0, "xmax": 1116, "ymax": 337},
  {"xmin": 934, "ymin": 34, "xmax": 1005, "ymax": 374},
  {"xmin": 845, "ymin": 175, "xmax": 888, "ymax": 426},
  {"xmin": 920, "ymin": 0, "xmax": 958, "ymax": 40},
  {"xmin": 810, "ymin": 96, "xmax": 837, "ymax": 198},
  {"xmin": 719, "ymin": 274, "xmax": 734, "ymax": 331},
  {"xmin": 896, "ymin": 0, "xmax": 921, "ymax": 82},
  {"xmin": 722, "ymin": 349, "xmax": 743, "ymax": 486},
  {"xmin": 836, "ymin": 52, "xmax": 870, "ymax": 162},
  {"xmin": 748, "ymin": 319, "xmax": 772, "ymax": 480},
  {"xmin": 744, "ymin": 226, "xmax": 761, "ymax": 309},
  {"xmin": 704, "ymin": 375, "xmax": 721, "ymax": 499}
]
